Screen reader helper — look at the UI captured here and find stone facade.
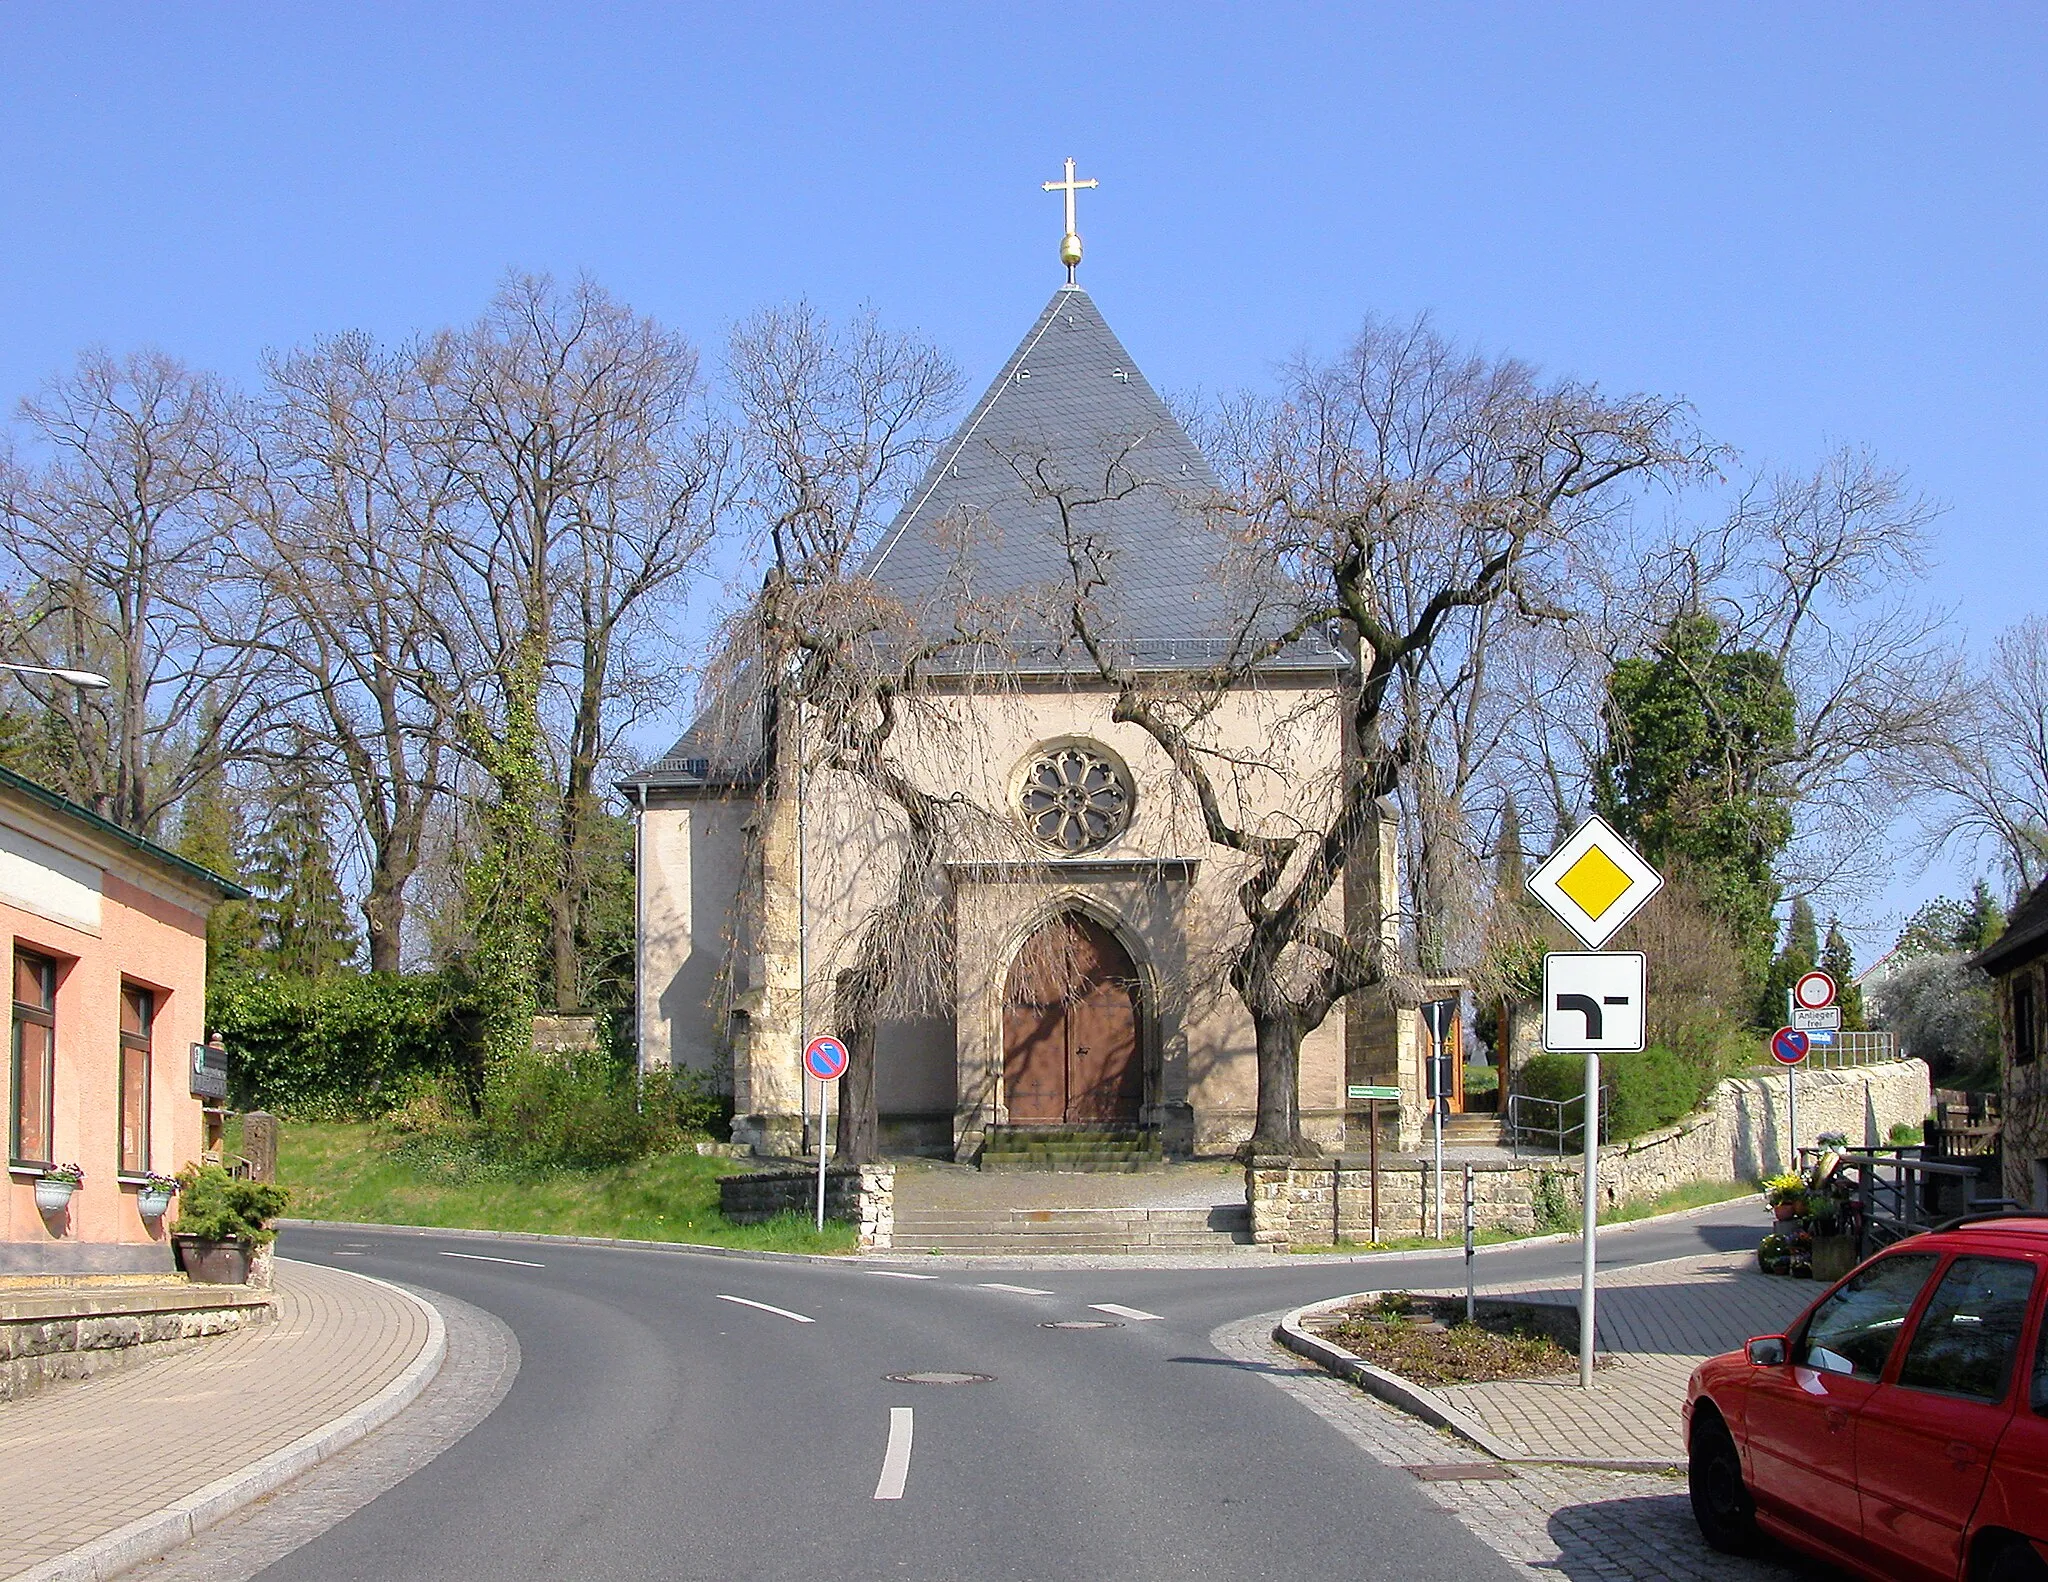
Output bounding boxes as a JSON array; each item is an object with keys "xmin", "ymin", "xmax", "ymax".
[
  {"xmin": 1247, "ymin": 1058, "xmax": 1931, "ymax": 1246},
  {"xmin": 1981, "ymin": 877, "xmax": 2048, "ymax": 1206},
  {"xmin": 717, "ymin": 1164, "xmax": 895, "ymax": 1250}
]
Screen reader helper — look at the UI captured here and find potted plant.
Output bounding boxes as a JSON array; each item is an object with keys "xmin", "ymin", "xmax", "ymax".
[
  {"xmin": 34, "ymin": 1161, "xmax": 84, "ymax": 1214},
  {"xmin": 1764, "ymin": 1172, "xmax": 1808, "ymax": 1220},
  {"xmin": 169, "ymin": 1163, "xmax": 289, "ymax": 1285},
  {"xmin": 134, "ymin": 1172, "xmax": 179, "ymax": 1220}
]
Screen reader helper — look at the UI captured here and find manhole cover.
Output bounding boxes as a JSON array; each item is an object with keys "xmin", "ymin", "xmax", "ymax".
[
  {"xmin": 1039, "ymin": 1319, "xmax": 1121, "ymax": 1329},
  {"xmin": 884, "ymin": 1371, "xmax": 995, "ymax": 1385}
]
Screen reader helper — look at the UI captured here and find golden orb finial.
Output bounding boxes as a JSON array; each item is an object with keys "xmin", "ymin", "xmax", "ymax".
[{"xmin": 1042, "ymin": 158, "xmax": 1098, "ymax": 284}]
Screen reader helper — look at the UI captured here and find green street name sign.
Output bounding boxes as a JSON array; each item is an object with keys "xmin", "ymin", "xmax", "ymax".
[{"xmin": 1347, "ymin": 1085, "xmax": 1401, "ymax": 1101}]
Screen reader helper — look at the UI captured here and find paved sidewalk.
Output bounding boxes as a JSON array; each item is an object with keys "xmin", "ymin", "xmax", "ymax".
[
  {"xmin": 0, "ymin": 1259, "xmax": 437, "ymax": 1582},
  {"xmin": 1302, "ymin": 1249, "xmax": 1816, "ymax": 1466}
]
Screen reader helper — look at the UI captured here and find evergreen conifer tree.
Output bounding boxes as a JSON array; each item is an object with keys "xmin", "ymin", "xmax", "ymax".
[
  {"xmin": 176, "ymin": 771, "xmax": 260, "ymax": 976},
  {"xmin": 248, "ymin": 772, "xmax": 359, "ymax": 979},
  {"xmin": 1760, "ymin": 895, "xmax": 1820, "ymax": 1026},
  {"xmin": 1820, "ymin": 917, "xmax": 1864, "ymax": 1030}
]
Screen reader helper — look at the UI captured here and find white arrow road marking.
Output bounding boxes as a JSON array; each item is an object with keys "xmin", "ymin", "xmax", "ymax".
[
  {"xmin": 874, "ymin": 1407, "xmax": 914, "ymax": 1500},
  {"xmin": 715, "ymin": 1294, "xmax": 815, "ymax": 1323},
  {"xmin": 1089, "ymin": 1303, "xmax": 1163, "ymax": 1322},
  {"xmin": 437, "ymin": 1250, "xmax": 545, "ymax": 1268},
  {"xmin": 867, "ymin": 1269, "xmax": 937, "ymax": 1280},
  {"xmin": 980, "ymin": 1282, "xmax": 1054, "ymax": 1296}
]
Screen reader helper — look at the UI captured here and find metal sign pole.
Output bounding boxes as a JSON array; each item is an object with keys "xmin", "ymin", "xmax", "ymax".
[
  {"xmin": 1580, "ymin": 1049, "xmax": 1600, "ymax": 1389},
  {"xmin": 1464, "ymin": 1163, "xmax": 1476, "ymax": 1324},
  {"xmin": 1369, "ymin": 1098, "xmax": 1381, "ymax": 1245},
  {"xmin": 816, "ymin": 1080, "xmax": 828, "ymax": 1231}
]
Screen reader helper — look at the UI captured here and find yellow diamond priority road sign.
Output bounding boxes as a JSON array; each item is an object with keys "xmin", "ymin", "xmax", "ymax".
[{"xmin": 1526, "ymin": 815, "xmax": 1664, "ymax": 949}]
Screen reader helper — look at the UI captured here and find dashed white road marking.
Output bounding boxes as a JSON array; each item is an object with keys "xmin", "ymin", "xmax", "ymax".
[
  {"xmin": 716, "ymin": 1294, "xmax": 816, "ymax": 1323},
  {"xmin": 867, "ymin": 1269, "xmax": 938, "ymax": 1280},
  {"xmin": 1089, "ymin": 1302, "xmax": 1164, "ymax": 1322},
  {"xmin": 980, "ymin": 1282, "xmax": 1055, "ymax": 1296},
  {"xmin": 874, "ymin": 1406, "xmax": 914, "ymax": 1500},
  {"xmin": 437, "ymin": 1250, "xmax": 545, "ymax": 1268}
]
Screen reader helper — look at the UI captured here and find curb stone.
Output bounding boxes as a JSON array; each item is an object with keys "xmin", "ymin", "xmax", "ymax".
[
  {"xmin": 10, "ymin": 1262, "xmax": 447, "ymax": 1582},
  {"xmin": 277, "ymin": 1191, "xmax": 1757, "ymax": 1273},
  {"xmin": 1275, "ymin": 1294, "xmax": 1682, "ymax": 1474}
]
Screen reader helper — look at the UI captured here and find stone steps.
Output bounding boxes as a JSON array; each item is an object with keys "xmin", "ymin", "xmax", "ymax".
[
  {"xmin": 978, "ymin": 1125, "xmax": 1164, "ymax": 1174},
  {"xmin": 889, "ymin": 1203, "xmax": 1255, "ymax": 1254}
]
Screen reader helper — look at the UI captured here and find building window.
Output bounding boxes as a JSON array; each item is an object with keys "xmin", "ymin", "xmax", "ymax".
[
  {"xmin": 1016, "ymin": 742, "xmax": 1132, "ymax": 854},
  {"xmin": 119, "ymin": 982, "xmax": 154, "ymax": 1176},
  {"xmin": 2016, "ymin": 978, "xmax": 2038, "ymax": 1066},
  {"xmin": 11, "ymin": 950, "xmax": 56, "ymax": 1167}
]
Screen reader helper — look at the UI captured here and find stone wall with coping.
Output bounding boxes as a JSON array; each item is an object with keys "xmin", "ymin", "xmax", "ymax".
[
  {"xmin": 0, "ymin": 1284, "xmax": 274, "ymax": 1402},
  {"xmin": 717, "ymin": 1164, "xmax": 894, "ymax": 1250},
  {"xmin": 1247, "ymin": 1058, "xmax": 1930, "ymax": 1246}
]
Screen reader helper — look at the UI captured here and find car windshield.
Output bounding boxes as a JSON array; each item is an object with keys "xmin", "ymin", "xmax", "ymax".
[{"xmin": 1798, "ymin": 1252, "xmax": 1940, "ymax": 1379}]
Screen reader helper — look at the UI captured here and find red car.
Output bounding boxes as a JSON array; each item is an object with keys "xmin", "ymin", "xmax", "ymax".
[{"xmin": 1687, "ymin": 1214, "xmax": 2048, "ymax": 1581}]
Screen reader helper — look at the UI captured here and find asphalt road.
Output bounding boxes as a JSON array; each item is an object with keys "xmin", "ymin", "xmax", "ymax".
[{"xmin": 265, "ymin": 1203, "xmax": 1768, "ymax": 1582}]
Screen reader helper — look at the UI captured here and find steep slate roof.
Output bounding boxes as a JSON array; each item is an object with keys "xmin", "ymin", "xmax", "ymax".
[
  {"xmin": 863, "ymin": 284, "xmax": 1238, "ymax": 646},
  {"xmin": 1977, "ymin": 875, "xmax": 2048, "ymax": 977},
  {"xmin": 628, "ymin": 285, "xmax": 1340, "ymax": 791}
]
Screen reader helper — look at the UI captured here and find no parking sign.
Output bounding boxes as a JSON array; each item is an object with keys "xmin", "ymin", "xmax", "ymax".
[{"xmin": 803, "ymin": 1035, "xmax": 849, "ymax": 1083}]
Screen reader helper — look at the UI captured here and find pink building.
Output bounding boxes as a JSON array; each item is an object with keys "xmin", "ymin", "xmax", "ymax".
[{"xmin": 0, "ymin": 767, "xmax": 245, "ymax": 1274}]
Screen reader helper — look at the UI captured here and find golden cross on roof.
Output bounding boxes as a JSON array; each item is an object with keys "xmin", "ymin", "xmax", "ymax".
[{"xmin": 1042, "ymin": 157, "xmax": 1098, "ymax": 284}]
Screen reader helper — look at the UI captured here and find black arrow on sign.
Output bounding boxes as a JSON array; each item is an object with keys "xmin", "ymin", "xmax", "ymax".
[{"xmin": 1555, "ymin": 993, "xmax": 1632, "ymax": 1040}]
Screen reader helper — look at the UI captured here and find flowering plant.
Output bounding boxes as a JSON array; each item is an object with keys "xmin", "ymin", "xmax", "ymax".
[
  {"xmin": 1763, "ymin": 1172, "xmax": 1806, "ymax": 1206},
  {"xmin": 44, "ymin": 1161, "xmax": 85, "ymax": 1187},
  {"xmin": 137, "ymin": 1173, "xmax": 179, "ymax": 1196}
]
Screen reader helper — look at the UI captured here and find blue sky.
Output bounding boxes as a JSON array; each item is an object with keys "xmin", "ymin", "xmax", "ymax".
[{"xmin": 2, "ymin": 3, "xmax": 2042, "ymax": 953}]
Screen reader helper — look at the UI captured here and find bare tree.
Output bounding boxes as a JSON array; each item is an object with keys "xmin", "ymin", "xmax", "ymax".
[
  {"xmin": 1060, "ymin": 317, "xmax": 1701, "ymax": 1153},
  {"xmin": 239, "ymin": 332, "xmax": 461, "ymax": 972},
  {"xmin": 0, "ymin": 350, "xmax": 277, "ymax": 833},
  {"xmin": 413, "ymin": 274, "xmax": 727, "ymax": 1013},
  {"xmin": 1924, "ymin": 614, "xmax": 2048, "ymax": 895},
  {"xmin": 716, "ymin": 303, "xmax": 1019, "ymax": 1164}
]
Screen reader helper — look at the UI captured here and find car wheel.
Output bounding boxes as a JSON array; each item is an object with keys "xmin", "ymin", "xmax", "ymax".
[
  {"xmin": 1688, "ymin": 1412, "xmax": 1760, "ymax": 1555},
  {"xmin": 1987, "ymin": 1540, "xmax": 2048, "ymax": 1582}
]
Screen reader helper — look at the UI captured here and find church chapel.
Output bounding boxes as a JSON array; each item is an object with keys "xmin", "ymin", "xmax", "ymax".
[{"xmin": 628, "ymin": 186, "xmax": 1436, "ymax": 1161}]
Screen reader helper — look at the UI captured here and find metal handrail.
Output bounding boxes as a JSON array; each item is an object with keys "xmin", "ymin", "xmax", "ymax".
[{"xmin": 1506, "ymin": 1086, "xmax": 1611, "ymax": 1159}]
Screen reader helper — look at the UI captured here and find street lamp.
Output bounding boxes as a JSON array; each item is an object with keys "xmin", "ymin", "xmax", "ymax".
[{"xmin": 0, "ymin": 662, "xmax": 110, "ymax": 690}]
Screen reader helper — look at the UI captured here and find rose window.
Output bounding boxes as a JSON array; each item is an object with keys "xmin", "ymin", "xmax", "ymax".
[{"xmin": 1017, "ymin": 744, "xmax": 1131, "ymax": 853}]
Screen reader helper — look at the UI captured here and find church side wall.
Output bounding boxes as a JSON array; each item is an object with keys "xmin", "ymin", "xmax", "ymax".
[{"xmin": 636, "ymin": 794, "xmax": 747, "ymax": 1078}]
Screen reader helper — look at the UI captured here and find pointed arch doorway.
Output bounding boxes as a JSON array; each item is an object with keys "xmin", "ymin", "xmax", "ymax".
[{"xmin": 1002, "ymin": 912, "xmax": 1144, "ymax": 1125}]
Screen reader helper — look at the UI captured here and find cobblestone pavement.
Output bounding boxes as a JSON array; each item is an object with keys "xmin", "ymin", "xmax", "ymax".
[
  {"xmin": 117, "ymin": 1284, "xmax": 517, "ymax": 1582},
  {"xmin": 1355, "ymin": 1250, "xmax": 1817, "ymax": 1464},
  {"xmin": 1211, "ymin": 1312, "xmax": 1845, "ymax": 1582},
  {"xmin": 0, "ymin": 1260, "xmax": 432, "ymax": 1581}
]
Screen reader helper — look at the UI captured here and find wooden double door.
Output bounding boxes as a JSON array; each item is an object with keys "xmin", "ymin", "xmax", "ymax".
[{"xmin": 1001, "ymin": 914, "xmax": 1144, "ymax": 1125}]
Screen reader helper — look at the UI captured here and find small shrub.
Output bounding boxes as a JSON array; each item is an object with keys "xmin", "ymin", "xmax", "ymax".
[
  {"xmin": 174, "ymin": 1164, "xmax": 291, "ymax": 1245},
  {"xmin": 481, "ymin": 1048, "xmax": 677, "ymax": 1171},
  {"xmin": 1462, "ymin": 1062, "xmax": 1499, "ymax": 1097},
  {"xmin": 1519, "ymin": 1046, "xmax": 1706, "ymax": 1140},
  {"xmin": 1531, "ymin": 1171, "xmax": 1576, "ymax": 1234},
  {"xmin": 1889, "ymin": 1121, "xmax": 1924, "ymax": 1146},
  {"xmin": 640, "ymin": 1064, "xmax": 731, "ymax": 1139}
]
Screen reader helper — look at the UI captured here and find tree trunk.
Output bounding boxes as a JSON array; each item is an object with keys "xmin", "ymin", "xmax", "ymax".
[
  {"xmin": 1247, "ymin": 999, "xmax": 1312, "ymax": 1157},
  {"xmin": 362, "ymin": 882, "xmax": 405, "ymax": 975},
  {"xmin": 833, "ymin": 968, "xmax": 880, "ymax": 1166}
]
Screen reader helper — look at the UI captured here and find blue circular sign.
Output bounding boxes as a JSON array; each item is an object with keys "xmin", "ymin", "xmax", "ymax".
[
  {"xmin": 803, "ymin": 1035, "xmax": 850, "ymax": 1082},
  {"xmin": 1770, "ymin": 1027, "xmax": 1810, "ymax": 1066}
]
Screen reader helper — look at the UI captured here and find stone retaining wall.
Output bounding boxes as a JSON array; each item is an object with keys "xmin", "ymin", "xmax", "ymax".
[
  {"xmin": 1, "ymin": 1284, "xmax": 275, "ymax": 1402},
  {"xmin": 718, "ymin": 1164, "xmax": 894, "ymax": 1250},
  {"xmin": 1248, "ymin": 1059, "xmax": 1931, "ymax": 1247}
]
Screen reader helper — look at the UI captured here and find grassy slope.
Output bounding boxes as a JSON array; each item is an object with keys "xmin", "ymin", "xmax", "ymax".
[{"xmin": 277, "ymin": 1122, "xmax": 858, "ymax": 1255}]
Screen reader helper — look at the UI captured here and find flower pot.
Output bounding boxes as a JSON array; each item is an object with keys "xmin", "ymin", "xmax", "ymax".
[
  {"xmin": 136, "ymin": 1188, "xmax": 174, "ymax": 1220},
  {"xmin": 34, "ymin": 1177, "xmax": 76, "ymax": 1214},
  {"xmin": 1773, "ymin": 1201, "xmax": 1803, "ymax": 1221},
  {"xmin": 172, "ymin": 1233, "xmax": 250, "ymax": 1285}
]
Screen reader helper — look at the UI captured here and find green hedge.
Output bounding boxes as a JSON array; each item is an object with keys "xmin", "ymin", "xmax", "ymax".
[
  {"xmin": 210, "ymin": 971, "xmax": 480, "ymax": 1118},
  {"xmin": 1517, "ymin": 1046, "xmax": 1708, "ymax": 1140}
]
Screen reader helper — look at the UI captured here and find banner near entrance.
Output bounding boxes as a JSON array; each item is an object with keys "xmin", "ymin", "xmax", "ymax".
[
  {"xmin": 1526, "ymin": 815, "xmax": 1663, "ymax": 949},
  {"xmin": 1541, "ymin": 952, "xmax": 1647, "ymax": 1053}
]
